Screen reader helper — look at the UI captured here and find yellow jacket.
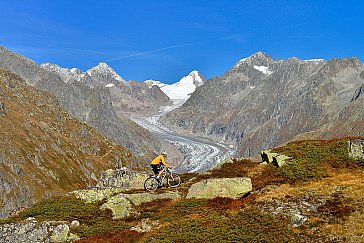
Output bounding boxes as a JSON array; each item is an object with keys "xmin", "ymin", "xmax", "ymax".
[{"xmin": 151, "ymin": 155, "xmax": 170, "ymax": 167}]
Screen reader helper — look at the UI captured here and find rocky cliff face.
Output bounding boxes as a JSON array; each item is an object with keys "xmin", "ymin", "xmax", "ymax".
[
  {"xmin": 162, "ymin": 52, "xmax": 364, "ymax": 156},
  {"xmin": 0, "ymin": 69, "xmax": 132, "ymax": 219},
  {"xmin": 0, "ymin": 46, "xmax": 160, "ymax": 161}
]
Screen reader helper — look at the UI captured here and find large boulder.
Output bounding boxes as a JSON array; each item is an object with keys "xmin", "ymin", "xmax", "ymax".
[
  {"xmin": 96, "ymin": 168, "xmax": 149, "ymax": 190},
  {"xmin": 50, "ymin": 224, "xmax": 79, "ymax": 243},
  {"xmin": 101, "ymin": 191, "xmax": 180, "ymax": 219},
  {"xmin": 72, "ymin": 188, "xmax": 125, "ymax": 203},
  {"xmin": 186, "ymin": 177, "xmax": 252, "ymax": 199},
  {"xmin": 100, "ymin": 194, "xmax": 133, "ymax": 219},
  {"xmin": 348, "ymin": 139, "xmax": 364, "ymax": 159}
]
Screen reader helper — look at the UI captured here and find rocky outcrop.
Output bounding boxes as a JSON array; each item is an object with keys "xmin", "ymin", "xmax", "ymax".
[
  {"xmin": 348, "ymin": 139, "xmax": 364, "ymax": 159},
  {"xmin": 50, "ymin": 224, "xmax": 79, "ymax": 242},
  {"xmin": 131, "ymin": 218, "xmax": 159, "ymax": 233},
  {"xmin": 0, "ymin": 99, "xmax": 3, "ymax": 115},
  {"xmin": 162, "ymin": 52, "xmax": 364, "ymax": 157},
  {"xmin": 351, "ymin": 86, "xmax": 362, "ymax": 101},
  {"xmin": 261, "ymin": 150, "xmax": 292, "ymax": 167},
  {"xmin": 96, "ymin": 168, "xmax": 149, "ymax": 189},
  {"xmin": 100, "ymin": 191, "xmax": 180, "ymax": 219},
  {"xmin": 186, "ymin": 177, "xmax": 252, "ymax": 199},
  {"xmin": 0, "ymin": 220, "xmax": 79, "ymax": 243},
  {"xmin": 0, "ymin": 69, "xmax": 132, "ymax": 219}
]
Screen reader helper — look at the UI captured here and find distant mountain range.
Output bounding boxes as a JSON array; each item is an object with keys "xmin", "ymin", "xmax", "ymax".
[
  {"xmin": 0, "ymin": 46, "xmax": 161, "ymax": 162},
  {"xmin": 162, "ymin": 51, "xmax": 364, "ymax": 156},
  {"xmin": 41, "ymin": 62, "xmax": 172, "ymax": 116}
]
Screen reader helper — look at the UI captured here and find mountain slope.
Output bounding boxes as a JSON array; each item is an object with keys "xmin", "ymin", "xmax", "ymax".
[
  {"xmin": 0, "ymin": 46, "xmax": 160, "ymax": 162},
  {"xmin": 162, "ymin": 52, "xmax": 364, "ymax": 156},
  {"xmin": 0, "ymin": 69, "xmax": 131, "ymax": 219}
]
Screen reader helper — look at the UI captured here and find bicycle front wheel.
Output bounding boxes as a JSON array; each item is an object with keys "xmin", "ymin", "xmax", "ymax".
[
  {"xmin": 167, "ymin": 173, "xmax": 181, "ymax": 188},
  {"xmin": 144, "ymin": 177, "xmax": 159, "ymax": 192}
]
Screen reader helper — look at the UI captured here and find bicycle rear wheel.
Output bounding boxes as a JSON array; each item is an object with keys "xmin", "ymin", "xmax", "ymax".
[
  {"xmin": 167, "ymin": 173, "xmax": 181, "ymax": 188},
  {"xmin": 144, "ymin": 177, "xmax": 159, "ymax": 192}
]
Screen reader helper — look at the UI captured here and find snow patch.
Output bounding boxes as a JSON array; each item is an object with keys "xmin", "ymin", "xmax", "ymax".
[
  {"xmin": 303, "ymin": 59, "xmax": 324, "ymax": 64},
  {"xmin": 250, "ymin": 86, "xmax": 255, "ymax": 89},
  {"xmin": 253, "ymin": 65, "xmax": 273, "ymax": 75},
  {"xmin": 105, "ymin": 83, "xmax": 115, "ymax": 88}
]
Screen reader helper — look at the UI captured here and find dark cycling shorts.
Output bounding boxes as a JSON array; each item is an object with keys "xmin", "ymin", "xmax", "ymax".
[{"xmin": 151, "ymin": 164, "xmax": 162, "ymax": 175}]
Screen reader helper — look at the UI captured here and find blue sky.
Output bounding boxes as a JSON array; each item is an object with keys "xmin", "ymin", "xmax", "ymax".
[{"xmin": 0, "ymin": 0, "xmax": 363, "ymax": 83}]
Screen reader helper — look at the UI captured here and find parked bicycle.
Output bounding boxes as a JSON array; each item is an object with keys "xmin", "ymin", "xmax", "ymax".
[{"xmin": 144, "ymin": 166, "xmax": 181, "ymax": 192}]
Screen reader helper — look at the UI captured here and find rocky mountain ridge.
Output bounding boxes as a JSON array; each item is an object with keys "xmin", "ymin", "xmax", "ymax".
[
  {"xmin": 41, "ymin": 62, "xmax": 172, "ymax": 116},
  {"xmin": 162, "ymin": 51, "xmax": 364, "ymax": 156},
  {"xmin": 86, "ymin": 62, "xmax": 126, "ymax": 85}
]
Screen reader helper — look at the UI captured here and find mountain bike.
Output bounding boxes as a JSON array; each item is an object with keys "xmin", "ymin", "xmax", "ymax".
[{"xmin": 144, "ymin": 166, "xmax": 181, "ymax": 192}]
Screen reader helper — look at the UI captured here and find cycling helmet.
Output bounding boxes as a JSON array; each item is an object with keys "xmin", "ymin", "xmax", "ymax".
[{"xmin": 161, "ymin": 151, "xmax": 168, "ymax": 157}]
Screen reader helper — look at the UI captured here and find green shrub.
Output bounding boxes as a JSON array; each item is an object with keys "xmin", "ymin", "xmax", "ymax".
[
  {"xmin": 146, "ymin": 208, "xmax": 294, "ymax": 242},
  {"xmin": 272, "ymin": 139, "xmax": 362, "ymax": 183},
  {"xmin": 18, "ymin": 195, "xmax": 130, "ymax": 237}
]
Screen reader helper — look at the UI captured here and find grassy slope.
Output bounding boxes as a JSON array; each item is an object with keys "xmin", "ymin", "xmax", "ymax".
[{"xmin": 3, "ymin": 137, "xmax": 364, "ymax": 242}]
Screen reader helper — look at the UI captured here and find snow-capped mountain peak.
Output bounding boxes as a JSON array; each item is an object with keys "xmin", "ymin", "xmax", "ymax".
[
  {"xmin": 143, "ymin": 71, "xmax": 205, "ymax": 107},
  {"xmin": 40, "ymin": 63, "xmax": 77, "ymax": 83},
  {"xmin": 159, "ymin": 70, "xmax": 205, "ymax": 105},
  {"xmin": 235, "ymin": 51, "xmax": 273, "ymax": 68},
  {"xmin": 86, "ymin": 62, "xmax": 126, "ymax": 84}
]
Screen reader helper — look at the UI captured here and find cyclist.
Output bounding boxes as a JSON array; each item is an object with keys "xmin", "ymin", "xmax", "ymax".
[{"xmin": 150, "ymin": 152, "xmax": 171, "ymax": 179}]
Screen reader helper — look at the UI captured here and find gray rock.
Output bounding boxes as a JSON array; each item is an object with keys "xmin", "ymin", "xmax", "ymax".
[
  {"xmin": 186, "ymin": 177, "xmax": 252, "ymax": 199},
  {"xmin": 0, "ymin": 99, "xmax": 3, "ymax": 115},
  {"xmin": 261, "ymin": 150, "xmax": 291, "ymax": 167},
  {"xmin": 131, "ymin": 218, "xmax": 159, "ymax": 233},
  {"xmin": 351, "ymin": 86, "xmax": 362, "ymax": 101},
  {"xmin": 0, "ymin": 222, "xmax": 50, "ymax": 243},
  {"xmin": 348, "ymin": 139, "xmax": 364, "ymax": 158},
  {"xmin": 70, "ymin": 220, "xmax": 80, "ymax": 228},
  {"xmin": 291, "ymin": 212, "xmax": 307, "ymax": 227},
  {"xmin": 50, "ymin": 224, "xmax": 70, "ymax": 243}
]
